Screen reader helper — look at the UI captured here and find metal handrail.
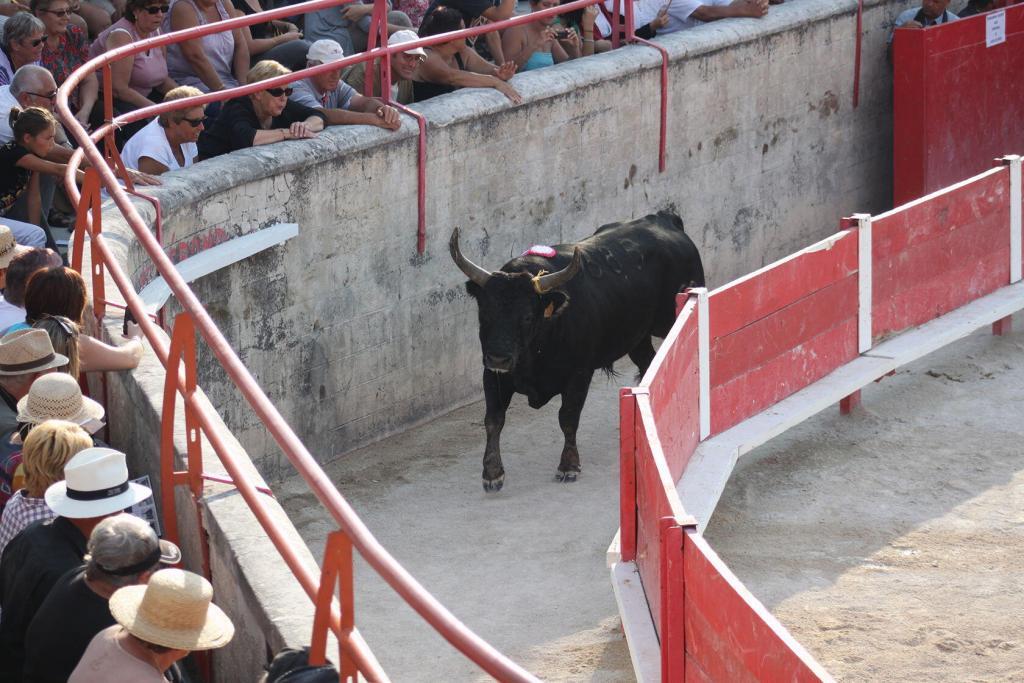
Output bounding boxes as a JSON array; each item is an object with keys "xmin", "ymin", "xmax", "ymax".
[
  {"xmin": 53, "ymin": 0, "xmax": 664, "ymax": 676},
  {"xmin": 53, "ymin": 0, "xmax": 568, "ymax": 680}
]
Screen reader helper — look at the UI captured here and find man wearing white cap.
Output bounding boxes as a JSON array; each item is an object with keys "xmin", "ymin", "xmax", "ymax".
[
  {"xmin": 70, "ymin": 568, "xmax": 234, "ymax": 682},
  {"xmin": 0, "ymin": 447, "xmax": 153, "ymax": 681},
  {"xmin": 291, "ymin": 39, "xmax": 402, "ymax": 131},
  {"xmin": 342, "ymin": 29, "xmax": 426, "ymax": 105},
  {"xmin": 0, "ymin": 328, "xmax": 69, "ymax": 433},
  {"xmin": 24, "ymin": 513, "xmax": 181, "ymax": 683}
]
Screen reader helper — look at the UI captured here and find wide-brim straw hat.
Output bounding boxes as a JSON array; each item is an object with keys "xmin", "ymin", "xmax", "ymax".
[
  {"xmin": 109, "ymin": 568, "xmax": 235, "ymax": 651},
  {"xmin": 0, "ymin": 329, "xmax": 69, "ymax": 376},
  {"xmin": 17, "ymin": 372, "xmax": 105, "ymax": 426},
  {"xmin": 0, "ymin": 224, "xmax": 31, "ymax": 269},
  {"xmin": 44, "ymin": 447, "xmax": 152, "ymax": 518}
]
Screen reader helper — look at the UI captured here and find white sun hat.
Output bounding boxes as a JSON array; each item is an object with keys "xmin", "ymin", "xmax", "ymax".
[
  {"xmin": 44, "ymin": 447, "xmax": 152, "ymax": 518},
  {"xmin": 109, "ymin": 568, "xmax": 235, "ymax": 651},
  {"xmin": 390, "ymin": 29, "xmax": 427, "ymax": 57},
  {"xmin": 17, "ymin": 372, "xmax": 105, "ymax": 429}
]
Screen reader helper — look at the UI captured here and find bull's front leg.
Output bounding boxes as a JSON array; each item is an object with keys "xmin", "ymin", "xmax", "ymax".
[
  {"xmin": 556, "ymin": 369, "xmax": 595, "ymax": 483},
  {"xmin": 482, "ymin": 369, "xmax": 515, "ymax": 492}
]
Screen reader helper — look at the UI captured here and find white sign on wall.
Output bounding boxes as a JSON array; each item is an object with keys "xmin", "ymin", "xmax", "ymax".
[{"xmin": 987, "ymin": 10, "xmax": 1006, "ymax": 48}]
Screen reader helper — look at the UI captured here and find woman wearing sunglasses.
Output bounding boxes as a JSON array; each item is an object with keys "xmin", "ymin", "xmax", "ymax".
[
  {"xmin": 31, "ymin": 0, "xmax": 99, "ymax": 128},
  {"xmin": 197, "ymin": 59, "xmax": 325, "ymax": 159},
  {"xmin": 0, "ymin": 13, "xmax": 47, "ymax": 87},
  {"xmin": 120, "ymin": 85, "xmax": 205, "ymax": 175},
  {"xmin": 89, "ymin": 0, "xmax": 180, "ymax": 115}
]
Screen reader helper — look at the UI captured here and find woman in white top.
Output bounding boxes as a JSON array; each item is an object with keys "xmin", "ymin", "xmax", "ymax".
[{"xmin": 120, "ymin": 84, "xmax": 205, "ymax": 175}]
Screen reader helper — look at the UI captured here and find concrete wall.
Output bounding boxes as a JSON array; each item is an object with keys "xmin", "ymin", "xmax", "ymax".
[{"xmin": 135, "ymin": 0, "xmax": 908, "ymax": 477}]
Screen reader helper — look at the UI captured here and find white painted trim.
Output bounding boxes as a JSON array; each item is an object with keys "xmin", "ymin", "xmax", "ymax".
[
  {"xmin": 854, "ymin": 213, "xmax": 873, "ymax": 353},
  {"xmin": 606, "ymin": 529, "xmax": 621, "ymax": 568},
  {"xmin": 610, "ymin": 561, "xmax": 662, "ymax": 683},
  {"xmin": 694, "ymin": 288, "xmax": 710, "ymax": 440},
  {"xmin": 1003, "ymin": 155, "xmax": 1022, "ymax": 284},
  {"xmin": 873, "ymin": 165, "xmax": 1006, "ymax": 221},
  {"xmin": 137, "ymin": 223, "xmax": 299, "ymax": 314}
]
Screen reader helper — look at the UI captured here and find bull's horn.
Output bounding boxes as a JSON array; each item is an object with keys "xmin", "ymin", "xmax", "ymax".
[
  {"xmin": 449, "ymin": 228, "xmax": 492, "ymax": 287},
  {"xmin": 534, "ymin": 247, "xmax": 582, "ymax": 293}
]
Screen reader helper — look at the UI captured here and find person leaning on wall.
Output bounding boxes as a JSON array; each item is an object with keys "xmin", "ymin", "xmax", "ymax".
[
  {"xmin": 196, "ymin": 59, "xmax": 326, "ymax": 159},
  {"xmin": 290, "ymin": 39, "xmax": 401, "ymax": 132},
  {"xmin": 120, "ymin": 85, "xmax": 206, "ymax": 176},
  {"xmin": 412, "ymin": 5, "xmax": 521, "ymax": 104}
]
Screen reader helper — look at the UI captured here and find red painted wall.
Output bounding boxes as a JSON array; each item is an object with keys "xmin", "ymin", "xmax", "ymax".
[{"xmin": 892, "ymin": 4, "xmax": 1024, "ymax": 205}]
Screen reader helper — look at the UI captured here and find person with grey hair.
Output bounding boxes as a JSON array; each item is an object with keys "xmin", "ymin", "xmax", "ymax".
[
  {"xmin": 1, "ymin": 64, "xmax": 60, "ymax": 144},
  {"xmin": 0, "ymin": 13, "xmax": 46, "ymax": 87},
  {"xmin": 21, "ymin": 513, "xmax": 180, "ymax": 683}
]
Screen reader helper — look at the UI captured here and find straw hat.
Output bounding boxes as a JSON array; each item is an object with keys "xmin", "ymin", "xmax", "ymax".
[
  {"xmin": 0, "ymin": 224, "xmax": 30, "ymax": 269},
  {"xmin": 0, "ymin": 329, "xmax": 69, "ymax": 376},
  {"xmin": 17, "ymin": 372, "xmax": 105, "ymax": 427},
  {"xmin": 109, "ymin": 568, "xmax": 235, "ymax": 651},
  {"xmin": 44, "ymin": 447, "xmax": 152, "ymax": 518}
]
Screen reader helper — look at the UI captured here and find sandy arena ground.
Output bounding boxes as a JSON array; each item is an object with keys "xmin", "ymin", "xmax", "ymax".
[
  {"xmin": 706, "ymin": 314, "xmax": 1024, "ymax": 682},
  {"xmin": 277, "ymin": 362, "xmax": 635, "ymax": 682},
  {"xmin": 278, "ymin": 314, "xmax": 1022, "ymax": 682}
]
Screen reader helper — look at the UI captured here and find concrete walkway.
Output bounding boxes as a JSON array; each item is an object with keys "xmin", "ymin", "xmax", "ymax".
[{"xmin": 277, "ymin": 364, "xmax": 636, "ymax": 681}]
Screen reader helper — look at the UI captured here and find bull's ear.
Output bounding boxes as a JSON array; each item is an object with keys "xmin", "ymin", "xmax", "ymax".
[
  {"xmin": 465, "ymin": 280, "xmax": 482, "ymax": 299},
  {"xmin": 541, "ymin": 291, "xmax": 570, "ymax": 319}
]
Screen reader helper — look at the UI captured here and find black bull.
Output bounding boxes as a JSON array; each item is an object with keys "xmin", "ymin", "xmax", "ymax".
[{"xmin": 451, "ymin": 211, "xmax": 705, "ymax": 492}]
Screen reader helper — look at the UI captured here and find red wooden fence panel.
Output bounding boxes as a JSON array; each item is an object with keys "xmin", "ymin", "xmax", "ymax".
[
  {"xmin": 633, "ymin": 396, "xmax": 683, "ymax": 639},
  {"xmin": 892, "ymin": 4, "xmax": 1024, "ymax": 204},
  {"xmin": 682, "ymin": 529, "xmax": 829, "ymax": 682},
  {"xmin": 707, "ymin": 232, "xmax": 859, "ymax": 435},
  {"xmin": 873, "ymin": 168, "xmax": 1010, "ymax": 339},
  {"xmin": 644, "ymin": 304, "xmax": 701, "ymax": 482}
]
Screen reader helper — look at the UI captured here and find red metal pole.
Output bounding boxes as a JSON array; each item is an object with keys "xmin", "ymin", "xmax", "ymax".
[
  {"xmin": 631, "ymin": 37, "xmax": 668, "ymax": 173},
  {"xmin": 392, "ymin": 103, "xmax": 427, "ymax": 253}
]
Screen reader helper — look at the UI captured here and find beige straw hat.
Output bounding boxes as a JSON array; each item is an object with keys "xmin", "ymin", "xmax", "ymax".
[
  {"xmin": 0, "ymin": 224, "xmax": 30, "ymax": 269},
  {"xmin": 17, "ymin": 372, "xmax": 105, "ymax": 427},
  {"xmin": 109, "ymin": 568, "xmax": 235, "ymax": 651},
  {"xmin": 0, "ymin": 329, "xmax": 69, "ymax": 375}
]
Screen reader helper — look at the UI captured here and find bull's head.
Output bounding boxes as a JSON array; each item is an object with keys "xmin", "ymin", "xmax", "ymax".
[{"xmin": 451, "ymin": 228, "xmax": 581, "ymax": 373}]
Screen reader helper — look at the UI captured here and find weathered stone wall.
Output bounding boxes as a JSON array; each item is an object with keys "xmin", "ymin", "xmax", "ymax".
[{"xmin": 121, "ymin": 0, "xmax": 908, "ymax": 481}]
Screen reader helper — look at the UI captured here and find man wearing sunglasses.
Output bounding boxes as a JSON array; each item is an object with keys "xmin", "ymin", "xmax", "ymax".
[
  {"xmin": 197, "ymin": 59, "xmax": 326, "ymax": 159},
  {"xmin": 290, "ymin": 39, "xmax": 402, "ymax": 132},
  {"xmin": 121, "ymin": 85, "xmax": 206, "ymax": 176}
]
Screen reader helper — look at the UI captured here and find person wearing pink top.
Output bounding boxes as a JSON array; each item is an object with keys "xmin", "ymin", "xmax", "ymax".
[{"xmin": 89, "ymin": 0, "xmax": 179, "ymax": 115}]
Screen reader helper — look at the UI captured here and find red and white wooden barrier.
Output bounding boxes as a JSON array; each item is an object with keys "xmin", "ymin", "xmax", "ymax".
[{"xmin": 612, "ymin": 156, "xmax": 1024, "ymax": 681}]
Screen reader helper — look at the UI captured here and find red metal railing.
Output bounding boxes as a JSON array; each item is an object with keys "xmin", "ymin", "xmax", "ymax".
[{"xmin": 53, "ymin": 0, "xmax": 680, "ymax": 676}]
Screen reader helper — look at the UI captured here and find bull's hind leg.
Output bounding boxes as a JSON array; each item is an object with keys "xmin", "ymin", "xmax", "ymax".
[
  {"xmin": 628, "ymin": 337, "xmax": 657, "ymax": 381},
  {"xmin": 482, "ymin": 369, "xmax": 515, "ymax": 492},
  {"xmin": 556, "ymin": 368, "xmax": 595, "ymax": 483}
]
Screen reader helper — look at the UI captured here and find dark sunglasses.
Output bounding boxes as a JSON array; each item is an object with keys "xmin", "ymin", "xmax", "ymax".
[
  {"xmin": 265, "ymin": 87, "xmax": 293, "ymax": 98},
  {"xmin": 26, "ymin": 89, "xmax": 58, "ymax": 101},
  {"xmin": 42, "ymin": 7, "xmax": 74, "ymax": 16},
  {"xmin": 142, "ymin": 4, "xmax": 170, "ymax": 13},
  {"xmin": 181, "ymin": 116, "xmax": 205, "ymax": 127},
  {"xmin": 27, "ymin": 37, "xmax": 46, "ymax": 47}
]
